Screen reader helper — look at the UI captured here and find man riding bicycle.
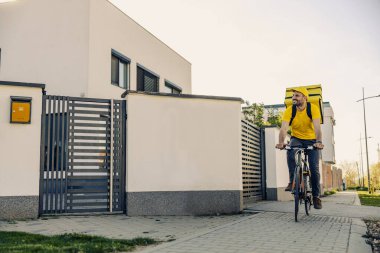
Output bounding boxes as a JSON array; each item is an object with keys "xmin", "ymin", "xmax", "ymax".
[{"xmin": 275, "ymin": 87, "xmax": 324, "ymax": 209}]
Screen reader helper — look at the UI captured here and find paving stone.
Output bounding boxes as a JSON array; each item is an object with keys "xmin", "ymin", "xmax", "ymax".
[{"xmin": 0, "ymin": 192, "xmax": 374, "ymax": 253}]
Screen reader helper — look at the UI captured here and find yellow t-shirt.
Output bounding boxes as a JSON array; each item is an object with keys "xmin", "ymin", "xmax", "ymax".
[{"xmin": 282, "ymin": 103, "xmax": 321, "ymax": 140}]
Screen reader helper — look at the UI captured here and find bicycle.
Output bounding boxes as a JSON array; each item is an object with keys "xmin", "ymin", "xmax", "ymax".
[{"xmin": 285, "ymin": 145, "xmax": 314, "ymax": 222}]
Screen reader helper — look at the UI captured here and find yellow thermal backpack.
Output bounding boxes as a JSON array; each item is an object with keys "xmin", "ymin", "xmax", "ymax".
[{"xmin": 284, "ymin": 84, "xmax": 324, "ymax": 124}]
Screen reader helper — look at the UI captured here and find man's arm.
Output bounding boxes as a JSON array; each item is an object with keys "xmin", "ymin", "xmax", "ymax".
[
  {"xmin": 275, "ymin": 121, "xmax": 289, "ymax": 149},
  {"xmin": 313, "ymin": 118, "xmax": 324, "ymax": 149}
]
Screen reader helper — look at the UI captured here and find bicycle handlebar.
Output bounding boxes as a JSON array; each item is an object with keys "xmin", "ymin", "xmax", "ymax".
[{"xmin": 284, "ymin": 145, "xmax": 315, "ymax": 150}]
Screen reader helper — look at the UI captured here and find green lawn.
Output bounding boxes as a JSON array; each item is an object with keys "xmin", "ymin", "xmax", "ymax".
[
  {"xmin": 0, "ymin": 231, "xmax": 157, "ymax": 253},
  {"xmin": 358, "ymin": 191, "xmax": 380, "ymax": 207}
]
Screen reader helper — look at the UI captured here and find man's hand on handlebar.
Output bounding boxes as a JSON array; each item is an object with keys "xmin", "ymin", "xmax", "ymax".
[
  {"xmin": 275, "ymin": 143, "xmax": 286, "ymax": 150},
  {"xmin": 276, "ymin": 142, "xmax": 324, "ymax": 150},
  {"xmin": 313, "ymin": 142, "xmax": 324, "ymax": 149}
]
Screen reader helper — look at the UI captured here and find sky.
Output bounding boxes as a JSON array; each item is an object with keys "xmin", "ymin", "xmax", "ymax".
[{"xmin": 110, "ymin": 0, "xmax": 380, "ymax": 167}]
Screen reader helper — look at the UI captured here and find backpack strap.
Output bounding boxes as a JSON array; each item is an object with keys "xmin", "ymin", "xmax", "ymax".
[
  {"xmin": 289, "ymin": 104, "xmax": 297, "ymax": 126},
  {"xmin": 306, "ymin": 102, "xmax": 312, "ymax": 120},
  {"xmin": 289, "ymin": 102, "xmax": 312, "ymax": 126}
]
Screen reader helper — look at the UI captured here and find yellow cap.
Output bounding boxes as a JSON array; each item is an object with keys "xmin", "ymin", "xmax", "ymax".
[{"xmin": 291, "ymin": 87, "xmax": 309, "ymax": 99}]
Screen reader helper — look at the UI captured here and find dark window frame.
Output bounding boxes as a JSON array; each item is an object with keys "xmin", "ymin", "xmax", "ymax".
[
  {"xmin": 111, "ymin": 49, "xmax": 130, "ymax": 89},
  {"xmin": 165, "ymin": 80, "xmax": 182, "ymax": 94},
  {"xmin": 136, "ymin": 64, "xmax": 159, "ymax": 92}
]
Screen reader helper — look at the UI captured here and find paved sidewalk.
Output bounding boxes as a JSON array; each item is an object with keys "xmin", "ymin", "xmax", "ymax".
[
  {"xmin": 140, "ymin": 192, "xmax": 373, "ymax": 253},
  {"xmin": 0, "ymin": 191, "xmax": 376, "ymax": 253},
  {"xmin": 247, "ymin": 191, "xmax": 380, "ymax": 219},
  {"xmin": 0, "ymin": 214, "xmax": 250, "ymax": 241}
]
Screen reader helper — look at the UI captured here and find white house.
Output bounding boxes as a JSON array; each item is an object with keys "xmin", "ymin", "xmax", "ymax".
[
  {"xmin": 0, "ymin": 0, "xmax": 191, "ymax": 98},
  {"xmin": 0, "ymin": 0, "xmax": 244, "ymax": 219}
]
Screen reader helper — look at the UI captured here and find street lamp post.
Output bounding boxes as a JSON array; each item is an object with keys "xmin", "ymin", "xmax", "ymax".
[
  {"xmin": 360, "ymin": 133, "xmax": 364, "ymax": 187},
  {"xmin": 356, "ymin": 88, "xmax": 380, "ymax": 193},
  {"xmin": 358, "ymin": 134, "xmax": 372, "ymax": 188}
]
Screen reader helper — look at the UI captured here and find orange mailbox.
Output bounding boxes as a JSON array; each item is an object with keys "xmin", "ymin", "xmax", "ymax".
[{"xmin": 10, "ymin": 96, "xmax": 32, "ymax": 124}]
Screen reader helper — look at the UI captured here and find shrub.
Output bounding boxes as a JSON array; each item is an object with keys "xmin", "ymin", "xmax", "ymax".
[{"xmin": 324, "ymin": 190, "xmax": 337, "ymax": 196}]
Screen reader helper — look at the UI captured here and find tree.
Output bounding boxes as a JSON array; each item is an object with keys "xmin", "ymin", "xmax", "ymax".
[
  {"xmin": 242, "ymin": 101, "xmax": 264, "ymax": 127},
  {"xmin": 266, "ymin": 108, "xmax": 282, "ymax": 128},
  {"xmin": 370, "ymin": 162, "xmax": 380, "ymax": 190},
  {"xmin": 339, "ymin": 161, "xmax": 358, "ymax": 187}
]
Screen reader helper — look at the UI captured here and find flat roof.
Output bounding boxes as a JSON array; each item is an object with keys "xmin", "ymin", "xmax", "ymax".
[
  {"xmin": 122, "ymin": 90, "xmax": 244, "ymax": 103},
  {"xmin": 0, "ymin": 80, "xmax": 45, "ymax": 89}
]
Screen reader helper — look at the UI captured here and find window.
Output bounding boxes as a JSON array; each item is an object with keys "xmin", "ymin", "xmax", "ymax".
[
  {"xmin": 165, "ymin": 80, "xmax": 182, "ymax": 94},
  {"xmin": 111, "ymin": 50, "xmax": 130, "ymax": 89},
  {"xmin": 137, "ymin": 65, "xmax": 159, "ymax": 92}
]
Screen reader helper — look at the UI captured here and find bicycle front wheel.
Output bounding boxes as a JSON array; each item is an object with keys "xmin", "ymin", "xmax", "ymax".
[
  {"xmin": 305, "ymin": 196, "xmax": 312, "ymax": 215},
  {"xmin": 304, "ymin": 176, "xmax": 311, "ymax": 216},
  {"xmin": 294, "ymin": 167, "xmax": 300, "ymax": 222}
]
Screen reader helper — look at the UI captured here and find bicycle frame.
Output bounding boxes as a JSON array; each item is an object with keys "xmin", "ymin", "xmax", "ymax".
[{"xmin": 286, "ymin": 146, "xmax": 313, "ymax": 222}]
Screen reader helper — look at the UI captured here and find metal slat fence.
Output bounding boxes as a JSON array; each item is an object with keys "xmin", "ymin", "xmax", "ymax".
[
  {"xmin": 241, "ymin": 120, "xmax": 263, "ymax": 203},
  {"xmin": 39, "ymin": 95, "xmax": 125, "ymax": 215}
]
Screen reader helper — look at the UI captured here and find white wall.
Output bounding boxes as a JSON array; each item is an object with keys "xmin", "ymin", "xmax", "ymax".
[
  {"xmin": 0, "ymin": 0, "xmax": 90, "ymax": 97},
  {"xmin": 321, "ymin": 104, "xmax": 335, "ymax": 163},
  {"xmin": 0, "ymin": 85, "xmax": 42, "ymax": 196},
  {"xmin": 87, "ymin": 0, "xmax": 192, "ymax": 99},
  {"xmin": 265, "ymin": 127, "xmax": 290, "ymax": 189},
  {"xmin": 126, "ymin": 93, "xmax": 242, "ymax": 192}
]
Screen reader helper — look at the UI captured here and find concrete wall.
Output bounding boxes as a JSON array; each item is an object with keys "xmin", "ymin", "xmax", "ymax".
[
  {"xmin": 87, "ymin": 1, "xmax": 191, "ymax": 99},
  {"xmin": 125, "ymin": 93, "xmax": 242, "ymax": 215},
  {"xmin": 264, "ymin": 127, "xmax": 292, "ymax": 201},
  {"xmin": 0, "ymin": 0, "xmax": 90, "ymax": 97},
  {"xmin": 0, "ymin": 83, "xmax": 43, "ymax": 219}
]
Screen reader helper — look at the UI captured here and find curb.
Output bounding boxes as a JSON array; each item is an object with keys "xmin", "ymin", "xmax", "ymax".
[{"xmin": 347, "ymin": 218, "xmax": 372, "ymax": 253}]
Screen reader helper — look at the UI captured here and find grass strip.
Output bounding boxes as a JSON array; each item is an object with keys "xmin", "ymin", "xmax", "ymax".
[
  {"xmin": 0, "ymin": 231, "xmax": 157, "ymax": 253},
  {"xmin": 323, "ymin": 190, "xmax": 337, "ymax": 196},
  {"xmin": 358, "ymin": 191, "xmax": 380, "ymax": 207}
]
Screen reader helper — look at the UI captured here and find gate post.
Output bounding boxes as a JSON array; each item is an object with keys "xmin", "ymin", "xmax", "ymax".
[
  {"xmin": 38, "ymin": 95, "xmax": 47, "ymax": 216},
  {"xmin": 260, "ymin": 127, "xmax": 267, "ymax": 200}
]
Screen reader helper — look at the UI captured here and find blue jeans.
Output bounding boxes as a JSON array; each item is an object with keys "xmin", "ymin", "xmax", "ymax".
[{"xmin": 287, "ymin": 137, "xmax": 321, "ymax": 197}]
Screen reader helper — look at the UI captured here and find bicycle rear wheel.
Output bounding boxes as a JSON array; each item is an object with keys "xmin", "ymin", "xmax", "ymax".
[{"xmin": 294, "ymin": 167, "xmax": 300, "ymax": 222}]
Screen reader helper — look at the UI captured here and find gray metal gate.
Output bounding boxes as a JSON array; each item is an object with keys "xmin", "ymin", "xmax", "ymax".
[
  {"xmin": 241, "ymin": 120, "xmax": 264, "ymax": 203},
  {"xmin": 39, "ymin": 96, "xmax": 126, "ymax": 214}
]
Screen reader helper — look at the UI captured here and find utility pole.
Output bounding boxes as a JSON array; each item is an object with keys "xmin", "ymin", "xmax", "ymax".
[
  {"xmin": 356, "ymin": 88, "xmax": 380, "ymax": 193},
  {"xmin": 362, "ymin": 88, "xmax": 371, "ymax": 192},
  {"xmin": 360, "ymin": 133, "xmax": 365, "ymax": 187}
]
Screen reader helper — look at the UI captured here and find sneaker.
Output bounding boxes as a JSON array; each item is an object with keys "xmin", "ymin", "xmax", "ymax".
[
  {"xmin": 313, "ymin": 197, "xmax": 322, "ymax": 209},
  {"xmin": 285, "ymin": 183, "xmax": 292, "ymax": 192}
]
